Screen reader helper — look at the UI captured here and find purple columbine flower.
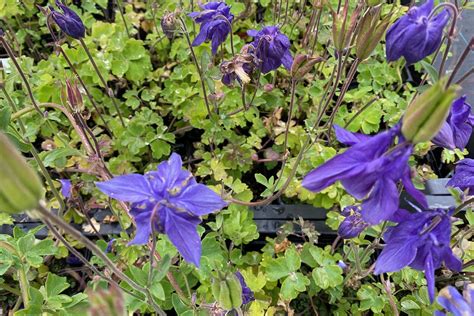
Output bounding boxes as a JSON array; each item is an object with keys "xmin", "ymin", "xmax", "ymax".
[
  {"xmin": 50, "ymin": 0, "xmax": 86, "ymax": 39},
  {"xmin": 59, "ymin": 179, "xmax": 72, "ymax": 199},
  {"xmin": 302, "ymin": 125, "xmax": 427, "ymax": 225},
  {"xmin": 96, "ymin": 153, "xmax": 228, "ymax": 267},
  {"xmin": 435, "ymin": 284, "xmax": 474, "ymax": 316},
  {"xmin": 385, "ymin": 0, "xmax": 450, "ymax": 65},
  {"xmin": 432, "ymin": 96, "xmax": 474, "ymax": 150},
  {"xmin": 247, "ymin": 26, "xmax": 293, "ymax": 74},
  {"xmin": 447, "ymin": 158, "xmax": 474, "ymax": 193},
  {"xmin": 374, "ymin": 208, "xmax": 462, "ymax": 303},
  {"xmin": 235, "ymin": 271, "xmax": 255, "ymax": 305},
  {"xmin": 189, "ymin": 1, "xmax": 234, "ymax": 55},
  {"xmin": 337, "ymin": 206, "xmax": 369, "ymax": 239}
]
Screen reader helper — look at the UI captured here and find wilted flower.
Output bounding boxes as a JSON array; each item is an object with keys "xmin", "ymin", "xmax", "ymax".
[
  {"xmin": 220, "ymin": 44, "xmax": 257, "ymax": 86},
  {"xmin": 337, "ymin": 206, "xmax": 369, "ymax": 239},
  {"xmin": 235, "ymin": 271, "xmax": 255, "ymax": 305},
  {"xmin": 374, "ymin": 208, "xmax": 462, "ymax": 302},
  {"xmin": 189, "ymin": 1, "xmax": 234, "ymax": 55},
  {"xmin": 436, "ymin": 284, "xmax": 474, "ymax": 316},
  {"xmin": 447, "ymin": 158, "xmax": 474, "ymax": 193},
  {"xmin": 96, "ymin": 153, "xmax": 227, "ymax": 267},
  {"xmin": 432, "ymin": 96, "xmax": 474, "ymax": 150},
  {"xmin": 302, "ymin": 125, "xmax": 427, "ymax": 224},
  {"xmin": 59, "ymin": 179, "xmax": 72, "ymax": 199},
  {"xmin": 50, "ymin": 0, "xmax": 86, "ymax": 39},
  {"xmin": 386, "ymin": 0, "xmax": 450, "ymax": 64},
  {"xmin": 248, "ymin": 26, "xmax": 292, "ymax": 74}
]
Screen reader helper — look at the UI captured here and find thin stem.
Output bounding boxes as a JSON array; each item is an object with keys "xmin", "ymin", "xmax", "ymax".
[
  {"xmin": 0, "ymin": 36, "xmax": 42, "ymax": 116},
  {"xmin": 57, "ymin": 45, "xmax": 112, "ymax": 135},
  {"xmin": 115, "ymin": 0, "xmax": 131, "ymax": 37},
  {"xmin": 178, "ymin": 16, "xmax": 212, "ymax": 117},
  {"xmin": 455, "ymin": 67, "xmax": 474, "ymax": 84},
  {"xmin": 35, "ymin": 203, "xmax": 166, "ymax": 316},
  {"xmin": 430, "ymin": 3, "xmax": 459, "ymax": 74},
  {"xmin": 343, "ymin": 97, "xmax": 379, "ymax": 129},
  {"xmin": 1, "ymin": 87, "xmax": 66, "ymax": 216},
  {"xmin": 79, "ymin": 38, "xmax": 126, "ymax": 127},
  {"xmin": 380, "ymin": 274, "xmax": 399, "ymax": 316},
  {"xmin": 447, "ymin": 37, "xmax": 473, "ymax": 86},
  {"xmin": 42, "ymin": 218, "xmax": 141, "ymax": 300},
  {"xmin": 17, "ymin": 267, "xmax": 30, "ymax": 308},
  {"xmin": 453, "ymin": 197, "xmax": 474, "ymax": 215}
]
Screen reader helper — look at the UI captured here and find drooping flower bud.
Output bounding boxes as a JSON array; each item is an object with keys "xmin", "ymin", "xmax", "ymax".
[
  {"xmin": 161, "ymin": 12, "xmax": 178, "ymax": 40},
  {"xmin": 0, "ymin": 132, "xmax": 43, "ymax": 214},
  {"xmin": 355, "ymin": 6, "xmax": 391, "ymax": 60},
  {"xmin": 401, "ymin": 79, "xmax": 459, "ymax": 144},
  {"xmin": 50, "ymin": 0, "xmax": 86, "ymax": 39},
  {"xmin": 290, "ymin": 54, "xmax": 324, "ymax": 80},
  {"xmin": 332, "ymin": 0, "xmax": 363, "ymax": 53},
  {"xmin": 211, "ymin": 273, "xmax": 243, "ymax": 310}
]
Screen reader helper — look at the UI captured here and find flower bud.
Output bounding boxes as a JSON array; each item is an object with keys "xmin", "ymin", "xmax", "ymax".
[
  {"xmin": 212, "ymin": 273, "xmax": 243, "ymax": 310},
  {"xmin": 290, "ymin": 54, "xmax": 324, "ymax": 80},
  {"xmin": 355, "ymin": 6, "xmax": 391, "ymax": 60},
  {"xmin": 161, "ymin": 12, "xmax": 178, "ymax": 40},
  {"xmin": 402, "ymin": 79, "xmax": 459, "ymax": 144},
  {"xmin": 0, "ymin": 132, "xmax": 43, "ymax": 214}
]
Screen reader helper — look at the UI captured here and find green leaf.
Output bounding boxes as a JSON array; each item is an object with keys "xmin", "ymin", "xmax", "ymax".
[
  {"xmin": 280, "ymin": 272, "xmax": 310, "ymax": 300},
  {"xmin": 254, "ymin": 173, "xmax": 268, "ymax": 186},
  {"xmin": 312, "ymin": 265, "xmax": 343, "ymax": 289},
  {"xmin": 45, "ymin": 273, "xmax": 70, "ymax": 298},
  {"xmin": 0, "ymin": 107, "xmax": 11, "ymax": 131},
  {"xmin": 265, "ymin": 257, "xmax": 290, "ymax": 281},
  {"xmin": 0, "ymin": 248, "xmax": 14, "ymax": 275},
  {"xmin": 151, "ymin": 282, "xmax": 165, "ymax": 301},
  {"xmin": 420, "ymin": 61, "xmax": 439, "ymax": 83}
]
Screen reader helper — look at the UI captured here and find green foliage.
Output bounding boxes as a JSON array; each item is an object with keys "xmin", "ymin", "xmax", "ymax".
[{"xmin": 0, "ymin": 0, "xmax": 470, "ymax": 314}]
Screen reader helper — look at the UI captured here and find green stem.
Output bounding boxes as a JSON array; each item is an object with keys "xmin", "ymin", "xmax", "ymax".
[
  {"xmin": 36, "ymin": 203, "xmax": 166, "ymax": 316},
  {"xmin": 17, "ymin": 267, "xmax": 30, "ymax": 308},
  {"xmin": 1, "ymin": 88, "xmax": 66, "ymax": 216},
  {"xmin": 78, "ymin": 38, "xmax": 126, "ymax": 127}
]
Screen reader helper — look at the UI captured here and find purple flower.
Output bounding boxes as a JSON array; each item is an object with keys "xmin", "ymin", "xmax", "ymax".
[
  {"xmin": 447, "ymin": 158, "xmax": 474, "ymax": 193},
  {"xmin": 50, "ymin": 0, "xmax": 85, "ymax": 39},
  {"xmin": 248, "ymin": 26, "xmax": 292, "ymax": 74},
  {"xmin": 374, "ymin": 209, "xmax": 462, "ymax": 303},
  {"xmin": 385, "ymin": 0, "xmax": 450, "ymax": 64},
  {"xmin": 435, "ymin": 284, "xmax": 474, "ymax": 316},
  {"xmin": 189, "ymin": 2, "xmax": 234, "ymax": 55},
  {"xmin": 333, "ymin": 125, "xmax": 371, "ymax": 146},
  {"xmin": 105, "ymin": 239, "xmax": 115, "ymax": 253},
  {"xmin": 59, "ymin": 179, "xmax": 72, "ymax": 199},
  {"xmin": 96, "ymin": 153, "xmax": 227, "ymax": 267},
  {"xmin": 302, "ymin": 125, "xmax": 427, "ymax": 225},
  {"xmin": 432, "ymin": 96, "xmax": 474, "ymax": 150},
  {"xmin": 337, "ymin": 206, "xmax": 369, "ymax": 239},
  {"xmin": 235, "ymin": 271, "xmax": 255, "ymax": 305}
]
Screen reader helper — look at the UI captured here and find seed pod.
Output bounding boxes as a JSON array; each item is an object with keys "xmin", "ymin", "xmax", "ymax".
[
  {"xmin": 212, "ymin": 273, "xmax": 243, "ymax": 310},
  {"xmin": 290, "ymin": 54, "xmax": 325, "ymax": 80},
  {"xmin": 355, "ymin": 6, "xmax": 391, "ymax": 60},
  {"xmin": 225, "ymin": 274, "xmax": 243, "ymax": 309},
  {"xmin": 401, "ymin": 79, "xmax": 459, "ymax": 144},
  {"xmin": 0, "ymin": 132, "xmax": 43, "ymax": 214},
  {"xmin": 66, "ymin": 79, "xmax": 83, "ymax": 111},
  {"xmin": 332, "ymin": 0, "xmax": 363, "ymax": 53}
]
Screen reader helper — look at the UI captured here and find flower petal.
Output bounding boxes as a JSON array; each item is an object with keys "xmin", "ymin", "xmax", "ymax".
[
  {"xmin": 170, "ymin": 183, "xmax": 227, "ymax": 216},
  {"xmin": 375, "ymin": 238, "xmax": 418, "ymax": 274},
  {"xmin": 161, "ymin": 207, "xmax": 202, "ymax": 267},
  {"xmin": 96, "ymin": 174, "xmax": 154, "ymax": 202},
  {"xmin": 334, "ymin": 125, "xmax": 372, "ymax": 146}
]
